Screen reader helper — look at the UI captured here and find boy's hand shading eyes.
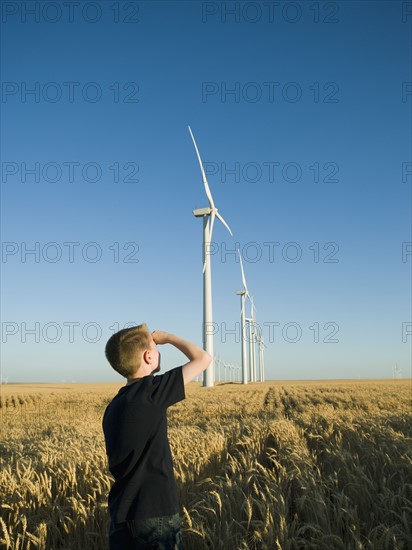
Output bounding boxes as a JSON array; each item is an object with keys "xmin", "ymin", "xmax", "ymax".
[{"xmin": 152, "ymin": 330, "xmax": 170, "ymax": 345}]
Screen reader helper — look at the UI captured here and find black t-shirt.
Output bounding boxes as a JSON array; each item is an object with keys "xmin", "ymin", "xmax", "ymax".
[{"xmin": 102, "ymin": 366, "xmax": 185, "ymax": 523}]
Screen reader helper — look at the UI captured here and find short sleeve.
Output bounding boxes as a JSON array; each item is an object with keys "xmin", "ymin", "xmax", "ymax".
[{"xmin": 149, "ymin": 366, "xmax": 185, "ymax": 409}]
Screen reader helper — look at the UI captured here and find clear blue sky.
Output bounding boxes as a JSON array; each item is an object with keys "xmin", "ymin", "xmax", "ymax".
[{"xmin": 1, "ymin": 0, "xmax": 411, "ymax": 382}]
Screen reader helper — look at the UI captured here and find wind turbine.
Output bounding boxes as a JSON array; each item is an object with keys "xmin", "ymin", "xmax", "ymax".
[
  {"xmin": 189, "ymin": 126, "xmax": 233, "ymax": 387},
  {"xmin": 244, "ymin": 317, "xmax": 256, "ymax": 381},
  {"xmin": 249, "ymin": 295, "xmax": 258, "ymax": 382},
  {"xmin": 393, "ymin": 363, "xmax": 402, "ymax": 379},
  {"xmin": 257, "ymin": 335, "xmax": 265, "ymax": 382},
  {"xmin": 214, "ymin": 355, "xmax": 222, "ymax": 382},
  {"xmin": 236, "ymin": 248, "xmax": 252, "ymax": 384}
]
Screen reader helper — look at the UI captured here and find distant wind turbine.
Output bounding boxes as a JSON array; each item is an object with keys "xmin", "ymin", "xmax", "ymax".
[
  {"xmin": 236, "ymin": 248, "xmax": 252, "ymax": 384},
  {"xmin": 244, "ymin": 317, "xmax": 256, "ymax": 381},
  {"xmin": 393, "ymin": 363, "xmax": 402, "ymax": 379},
  {"xmin": 257, "ymin": 335, "xmax": 265, "ymax": 382},
  {"xmin": 249, "ymin": 295, "xmax": 258, "ymax": 382},
  {"xmin": 189, "ymin": 126, "xmax": 233, "ymax": 387}
]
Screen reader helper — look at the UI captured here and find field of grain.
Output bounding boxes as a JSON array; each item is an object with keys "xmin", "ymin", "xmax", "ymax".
[{"xmin": 1, "ymin": 379, "xmax": 411, "ymax": 549}]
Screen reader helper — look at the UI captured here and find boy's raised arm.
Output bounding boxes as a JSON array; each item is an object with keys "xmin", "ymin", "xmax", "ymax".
[{"xmin": 152, "ymin": 330, "xmax": 212, "ymax": 385}]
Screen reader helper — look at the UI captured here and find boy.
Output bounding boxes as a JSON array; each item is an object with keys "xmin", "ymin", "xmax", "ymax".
[{"xmin": 102, "ymin": 324, "xmax": 211, "ymax": 549}]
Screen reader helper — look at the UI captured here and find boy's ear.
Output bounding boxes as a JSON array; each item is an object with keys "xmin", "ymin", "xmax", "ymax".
[{"xmin": 142, "ymin": 349, "xmax": 151, "ymax": 365}]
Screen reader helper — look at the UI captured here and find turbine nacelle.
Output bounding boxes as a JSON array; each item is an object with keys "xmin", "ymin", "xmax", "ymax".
[{"xmin": 193, "ymin": 207, "xmax": 212, "ymax": 217}]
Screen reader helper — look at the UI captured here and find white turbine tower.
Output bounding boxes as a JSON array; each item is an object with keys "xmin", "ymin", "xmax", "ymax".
[
  {"xmin": 236, "ymin": 248, "xmax": 251, "ymax": 384},
  {"xmin": 189, "ymin": 126, "xmax": 233, "ymax": 388}
]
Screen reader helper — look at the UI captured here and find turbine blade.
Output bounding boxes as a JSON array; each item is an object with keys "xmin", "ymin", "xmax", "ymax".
[
  {"xmin": 188, "ymin": 126, "xmax": 215, "ymax": 209},
  {"xmin": 215, "ymin": 211, "xmax": 233, "ymax": 237},
  {"xmin": 238, "ymin": 249, "xmax": 249, "ymax": 293}
]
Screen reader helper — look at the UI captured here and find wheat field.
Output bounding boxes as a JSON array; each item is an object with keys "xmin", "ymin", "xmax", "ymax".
[{"xmin": 0, "ymin": 379, "xmax": 411, "ymax": 549}]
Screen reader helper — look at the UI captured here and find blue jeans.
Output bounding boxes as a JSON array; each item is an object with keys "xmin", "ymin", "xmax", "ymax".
[{"xmin": 109, "ymin": 512, "xmax": 185, "ymax": 549}]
